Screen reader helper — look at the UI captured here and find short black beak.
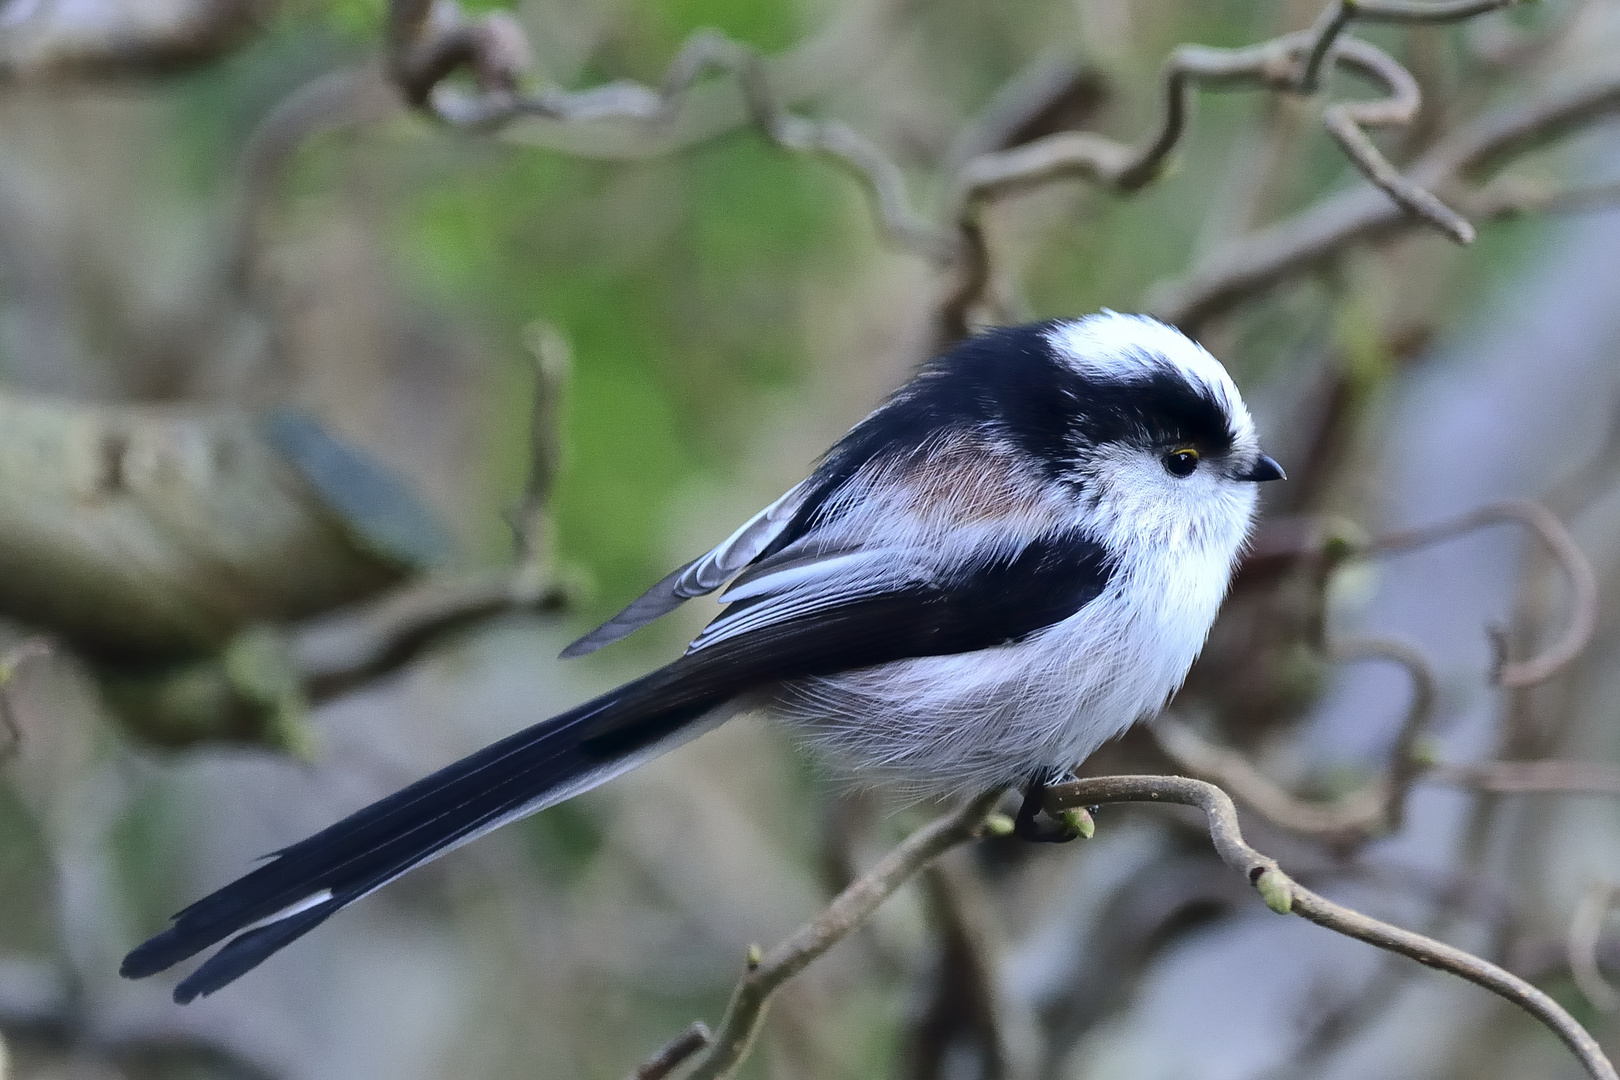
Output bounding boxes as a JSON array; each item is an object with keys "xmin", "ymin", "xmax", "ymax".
[{"xmin": 1238, "ymin": 453, "xmax": 1286, "ymax": 483}]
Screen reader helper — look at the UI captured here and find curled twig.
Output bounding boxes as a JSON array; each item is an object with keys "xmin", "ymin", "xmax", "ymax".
[
  {"xmin": 1367, "ymin": 499, "xmax": 1598, "ymax": 688},
  {"xmin": 1324, "ymin": 38, "xmax": 1476, "ymax": 243},
  {"xmin": 1297, "ymin": 0, "xmax": 1523, "ymax": 93},
  {"xmin": 672, "ymin": 790, "xmax": 1005, "ymax": 1080},
  {"xmin": 1568, "ymin": 881, "xmax": 1620, "ymax": 1013},
  {"xmin": 228, "ymin": 64, "xmax": 398, "ymax": 288},
  {"xmin": 1043, "ymin": 775, "xmax": 1618, "ymax": 1080},
  {"xmin": 376, "ymin": 0, "xmax": 1518, "ymax": 345}
]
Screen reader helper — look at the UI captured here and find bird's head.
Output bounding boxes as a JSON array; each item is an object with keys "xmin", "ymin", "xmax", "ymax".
[{"xmin": 1032, "ymin": 312, "xmax": 1283, "ymax": 553}]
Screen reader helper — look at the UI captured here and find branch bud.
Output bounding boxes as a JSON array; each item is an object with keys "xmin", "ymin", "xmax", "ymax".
[
  {"xmin": 1253, "ymin": 867, "xmax": 1294, "ymax": 914},
  {"xmin": 981, "ymin": 812, "xmax": 1015, "ymax": 837},
  {"xmin": 1061, "ymin": 807, "xmax": 1095, "ymax": 840}
]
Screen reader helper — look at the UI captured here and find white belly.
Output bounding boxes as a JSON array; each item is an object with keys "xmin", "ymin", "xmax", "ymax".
[{"xmin": 772, "ymin": 529, "xmax": 1242, "ymax": 794}]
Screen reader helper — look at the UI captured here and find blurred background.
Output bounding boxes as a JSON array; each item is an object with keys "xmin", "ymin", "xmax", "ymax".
[{"xmin": 0, "ymin": 0, "xmax": 1618, "ymax": 1076}]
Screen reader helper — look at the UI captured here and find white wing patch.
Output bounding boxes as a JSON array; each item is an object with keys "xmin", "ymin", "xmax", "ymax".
[
  {"xmin": 560, "ymin": 480, "xmax": 813, "ymax": 658},
  {"xmin": 686, "ymin": 543, "xmax": 928, "ymax": 653}
]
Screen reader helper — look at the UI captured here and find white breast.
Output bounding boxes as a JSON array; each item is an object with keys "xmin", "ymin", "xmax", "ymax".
[{"xmin": 772, "ymin": 505, "xmax": 1250, "ymax": 795}]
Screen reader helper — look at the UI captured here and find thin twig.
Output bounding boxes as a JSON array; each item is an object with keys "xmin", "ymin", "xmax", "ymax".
[
  {"xmin": 627, "ymin": 1021, "xmax": 714, "ymax": 1080},
  {"xmin": 1042, "ymin": 775, "xmax": 1618, "ymax": 1080},
  {"xmin": 675, "ymin": 790, "xmax": 1006, "ymax": 1080},
  {"xmin": 1151, "ymin": 73, "xmax": 1620, "ymax": 327},
  {"xmin": 1323, "ymin": 37, "xmax": 1476, "ymax": 243},
  {"xmin": 291, "ymin": 570, "xmax": 570, "ymax": 702},
  {"xmin": 1568, "ymin": 882, "xmax": 1620, "ymax": 1013},
  {"xmin": 421, "ymin": 27, "xmax": 951, "ymax": 259}
]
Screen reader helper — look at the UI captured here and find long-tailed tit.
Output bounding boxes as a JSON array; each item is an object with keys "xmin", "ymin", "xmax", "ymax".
[{"xmin": 123, "ymin": 311, "xmax": 1283, "ymax": 1001}]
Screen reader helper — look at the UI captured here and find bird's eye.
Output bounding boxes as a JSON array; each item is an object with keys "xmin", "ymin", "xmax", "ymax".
[{"xmin": 1163, "ymin": 447, "xmax": 1200, "ymax": 477}]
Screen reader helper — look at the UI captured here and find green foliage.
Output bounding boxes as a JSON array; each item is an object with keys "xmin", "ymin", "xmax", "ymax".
[
  {"xmin": 397, "ymin": 132, "xmax": 848, "ymax": 613},
  {"xmin": 516, "ymin": 798, "xmax": 603, "ymax": 884},
  {"xmin": 634, "ymin": 0, "xmax": 808, "ymax": 54}
]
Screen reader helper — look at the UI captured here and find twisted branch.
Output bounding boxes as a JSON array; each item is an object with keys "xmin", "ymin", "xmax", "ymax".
[
  {"xmin": 1042, "ymin": 775, "xmax": 1618, "ymax": 1080},
  {"xmin": 366, "ymin": 0, "xmax": 1562, "ymax": 345}
]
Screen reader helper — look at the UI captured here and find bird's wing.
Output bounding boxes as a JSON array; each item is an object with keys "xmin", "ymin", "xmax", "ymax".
[
  {"xmin": 559, "ymin": 480, "xmax": 817, "ymax": 657},
  {"xmin": 576, "ymin": 526, "xmax": 1117, "ymax": 752}
]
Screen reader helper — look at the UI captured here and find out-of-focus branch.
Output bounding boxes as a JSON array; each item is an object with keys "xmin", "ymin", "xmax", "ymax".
[
  {"xmin": 1244, "ymin": 501, "xmax": 1596, "ymax": 690},
  {"xmin": 1469, "ymin": 176, "xmax": 1620, "ymax": 220},
  {"xmin": 908, "ymin": 858, "xmax": 1039, "ymax": 1080},
  {"xmin": 1151, "ymin": 74, "xmax": 1620, "ymax": 328},
  {"xmin": 287, "ymin": 570, "xmax": 569, "ymax": 702},
  {"xmin": 0, "ymin": 639, "xmax": 49, "ymax": 766},
  {"xmin": 368, "ymin": 0, "xmax": 1545, "ymax": 346},
  {"xmin": 512, "ymin": 321, "xmax": 568, "ymax": 574},
  {"xmin": 0, "ymin": 397, "xmax": 433, "ymax": 667},
  {"xmin": 0, "ymin": 0, "xmax": 273, "ymax": 83},
  {"xmin": 1163, "ymin": 497, "xmax": 1598, "ymax": 841},
  {"xmin": 1042, "ymin": 775, "xmax": 1618, "ymax": 1080},
  {"xmin": 1569, "ymin": 882, "xmax": 1620, "ymax": 1013},
  {"xmin": 667, "ymin": 790, "xmax": 1007, "ymax": 1080},
  {"xmin": 626, "ymin": 1022, "xmax": 714, "ymax": 1080},
  {"xmin": 1422, "ymin": 759, "xmax": 1620, "ymax": 796},
  {"xmin": 228, "ymin": 65, "xmax": 401, "ymax": 288},
  {"xmin": 942, "ymin": 15, "xmax": 1488, "ymax": 340},
  {"xmin": 1152, "ymin": 635, "xmax": 1437, "ymax": 843},
  {"xmin": 1366, "ymin": 499, "xmax": 1598, "ymax": 688}
]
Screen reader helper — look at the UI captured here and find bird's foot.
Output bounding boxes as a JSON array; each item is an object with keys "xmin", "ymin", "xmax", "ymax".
[{"xmin": 1013, "ymin": 772, "xmax": 1092, "ymax": 843}]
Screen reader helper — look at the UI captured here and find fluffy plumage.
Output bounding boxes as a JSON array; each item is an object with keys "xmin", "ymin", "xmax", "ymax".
[{"xmin": 122, "ymin": 311, "xmax": 1280, "ymax": 1002}]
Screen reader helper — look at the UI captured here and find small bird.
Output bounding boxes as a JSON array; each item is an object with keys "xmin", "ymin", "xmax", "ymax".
[{"xmin": 122, "ymin": 312, "xmax": 1282, "ymax": 1002}]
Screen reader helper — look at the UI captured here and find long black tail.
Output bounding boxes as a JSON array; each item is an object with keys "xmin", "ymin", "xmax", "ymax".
[{"xmin": 121, "ymin": 664, "xmax": 725, "ymax": 1003}]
